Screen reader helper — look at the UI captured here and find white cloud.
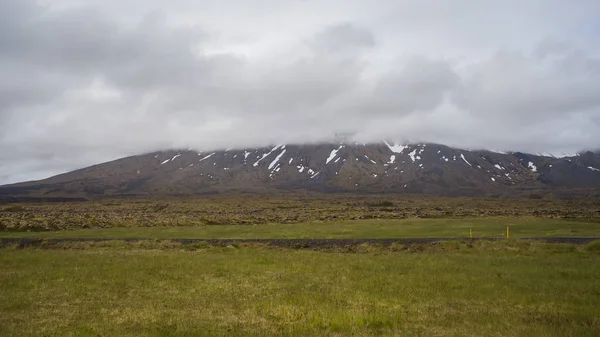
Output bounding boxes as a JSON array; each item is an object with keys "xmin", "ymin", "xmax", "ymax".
[{"xmin": 1, "ymin": 0, "xmax": 600, "ymax": 184}]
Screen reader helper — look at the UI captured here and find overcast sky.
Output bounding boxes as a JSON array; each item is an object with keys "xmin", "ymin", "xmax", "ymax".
[{"xmin": 1, "ymin": 0, "xmax": 600, "ymax": 184}]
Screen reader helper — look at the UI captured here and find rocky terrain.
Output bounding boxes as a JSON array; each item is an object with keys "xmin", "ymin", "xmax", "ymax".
[{"xmin": 1, "ymin": 141, "xmax": 600, "ymax": 199}]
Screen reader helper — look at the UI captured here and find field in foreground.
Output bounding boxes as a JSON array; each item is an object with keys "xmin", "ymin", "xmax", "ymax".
[
  {"xmin": 2, "ymin": 242, "xmax": 600, "ymax": 336},
  {"xmin": 2, "ymin": 217, "xmax": 600, "ymax": 239}
]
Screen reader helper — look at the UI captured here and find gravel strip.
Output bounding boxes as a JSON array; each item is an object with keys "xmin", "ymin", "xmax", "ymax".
[{"xmin": 1, "ymin": 237, "xmax": 599, "ymax": 248}]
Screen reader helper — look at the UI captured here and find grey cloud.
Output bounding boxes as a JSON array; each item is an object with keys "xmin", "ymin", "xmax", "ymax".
[
  {"xmin": 371, "ymin": 56, "xmax": 459, "ymax": 116},
  {"xmin": 453, "ymin": 48, "xmax": 600, "ymax": 120},
  {"xmin": 1, "ymin": 0, "xmax": 600, "ymax": 184},
  {"xmin": 311, "ymin": 23, "xmax": 375, "ymax": 53}
]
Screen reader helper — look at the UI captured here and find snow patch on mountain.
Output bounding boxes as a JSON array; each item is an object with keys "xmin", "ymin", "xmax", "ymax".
[
  {"xmin": 160, "ymin": 153, "xmax": 181, "ymax": 165},
  {"xmin": 199, "ymin": 153, "xmax": 215, "ymax": 162},
  {"xmin": 384, "ymin": 141, "xmax": 408, "ymax": 154},
  {"xmin": 460, "ymin": 154, "xmax": 472, "ymax": 166},
  {"xmin": 268, "ymin": 149, "xmax": 287, "ymax": 170},
  {"xmin": 538, "ymin": 152, "xmax": 579, "ymax": 158},
  {"xmin": 254, "ymin": 145, "xmax": 282, "ymax": 167},
  {"xmin": 326, "ymin": 146, "xmax": 343, "ymax": 164},
  {"xmin": 528, "ymin": 162, "xmax": 538, "ymax": 172},
  {"xmin": 408, "ymin": 149, "xmax": 418, "ymax": 163}
]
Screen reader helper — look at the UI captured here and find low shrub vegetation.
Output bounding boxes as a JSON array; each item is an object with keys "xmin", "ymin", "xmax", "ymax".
[{"xmin": 1, "ymin": 195, "xmax": 599, "ymax": 231}]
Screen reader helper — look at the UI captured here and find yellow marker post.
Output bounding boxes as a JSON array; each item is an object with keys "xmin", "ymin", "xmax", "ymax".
[
  {"xmin": 506, "ymin": 226, "xmax": 510, "ymax": 239},
  {"xmin": 469, "ymin": 228, "xmax": 472, "ymax": 239}
]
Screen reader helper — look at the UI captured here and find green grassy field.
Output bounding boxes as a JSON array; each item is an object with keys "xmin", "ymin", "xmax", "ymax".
[
  {"xmin": 2, "ymin": 197, "xmax": 600, "ymax": 336},
  {"xmin": 2, "ymin": 217, "xmax": 600, "ymax": 239},
  {"xmin": 1, "ymin": 242, "xmax": 600, "ymax": 336}
]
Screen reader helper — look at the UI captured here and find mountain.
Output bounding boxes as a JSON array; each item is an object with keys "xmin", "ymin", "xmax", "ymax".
[{"xmin": 2, "ymin": 141, "xmax": 600, "ymax": 199}]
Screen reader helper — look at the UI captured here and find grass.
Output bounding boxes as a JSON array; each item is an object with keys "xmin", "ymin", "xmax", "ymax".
[
  {"xmin": 1, "ymin": 242, "xmax": 599, "ymax": 336},
  {"xmin": 1, "ymin": 217, "xmax": 599, "ymax": 239},
  {"xmin": 2, "ymin": 197, "xmax": 600, "ymax": 335}
]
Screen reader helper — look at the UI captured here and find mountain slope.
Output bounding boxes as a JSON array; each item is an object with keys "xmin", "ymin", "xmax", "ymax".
[{"xmin": 2, "ymin": 142, "xmax": 600, "ymax": 198}]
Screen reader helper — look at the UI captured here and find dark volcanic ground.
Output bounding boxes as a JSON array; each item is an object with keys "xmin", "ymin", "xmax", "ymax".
[{"xmin": 2, "ymin": 237, "xmax": 599, "ymax": 249}]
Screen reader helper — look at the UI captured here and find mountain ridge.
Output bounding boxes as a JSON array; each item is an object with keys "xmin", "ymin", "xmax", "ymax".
[{"xmin": 1, "ymin": 141, "xmax": 600, "ymax": 199}]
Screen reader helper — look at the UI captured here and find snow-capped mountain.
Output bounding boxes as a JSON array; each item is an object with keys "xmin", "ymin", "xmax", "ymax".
[{"xmin": 2, "ymin": 141, "xmax": 600, "ymax": 199}]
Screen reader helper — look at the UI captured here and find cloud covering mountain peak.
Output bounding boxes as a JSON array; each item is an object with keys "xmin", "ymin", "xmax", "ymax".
[{"xmin": 1, "ymin": 0, "xmax": 600, "ymax": 184}]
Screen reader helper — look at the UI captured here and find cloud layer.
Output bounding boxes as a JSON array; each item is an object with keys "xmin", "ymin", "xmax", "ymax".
[{"xmin": 1, "ymin": 0, "xmax": 600, "ymax": 183}]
